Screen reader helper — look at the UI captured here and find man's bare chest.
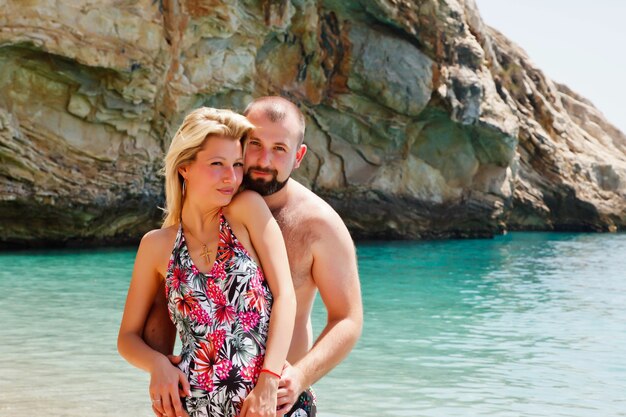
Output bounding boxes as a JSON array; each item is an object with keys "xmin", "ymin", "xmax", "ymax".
[{"xmin": 276, "ymin": 216, "xmax": 315, "ymax": 290}]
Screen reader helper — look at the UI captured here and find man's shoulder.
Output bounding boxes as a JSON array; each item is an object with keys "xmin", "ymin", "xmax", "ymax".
[
  {"xmin": 289, "ymin": 182, "xmax": 341, "ymax": 222},
  {"xmin": 287, "ymin": 181, "xmax": 350, "ymax": 242}
]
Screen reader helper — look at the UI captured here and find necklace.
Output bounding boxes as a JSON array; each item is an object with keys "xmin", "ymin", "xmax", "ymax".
[{"xmin": 182, "ymin": 223, "xmax": 212, "ymax": 264}]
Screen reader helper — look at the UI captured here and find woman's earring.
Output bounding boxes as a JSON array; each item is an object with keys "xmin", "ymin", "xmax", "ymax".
[{"xmin": 182, "ymin": 179, "xmax": 186, "ymax": 196}]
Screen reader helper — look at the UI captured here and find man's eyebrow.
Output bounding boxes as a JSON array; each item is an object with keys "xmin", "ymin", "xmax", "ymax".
[
  {"xmin": 274, "ymin": 141, "xmax": 290, "ymax": 149},
  {"xmin": 248, "ymin": 136, "xmax": 291, "ymax": 149}
]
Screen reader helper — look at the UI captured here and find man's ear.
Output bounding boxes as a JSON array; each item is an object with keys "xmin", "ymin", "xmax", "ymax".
[{"xmin": 294, "ymin": 144, "xmax": 307, "ymax": 169}]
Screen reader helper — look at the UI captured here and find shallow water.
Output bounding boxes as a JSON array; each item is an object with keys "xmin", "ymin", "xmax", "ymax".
[{"xmin": 1, "ymin": 232, "xmax": 625, "ymax": 416}]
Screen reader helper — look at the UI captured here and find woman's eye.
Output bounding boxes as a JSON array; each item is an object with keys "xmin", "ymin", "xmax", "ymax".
[
  {"xmin": 211, "ymin": 161, "xmax": 223, "ymax": 166},
  {"xmin": 234, "ymin": 162, "xmax": 244, "ymax": 167}
]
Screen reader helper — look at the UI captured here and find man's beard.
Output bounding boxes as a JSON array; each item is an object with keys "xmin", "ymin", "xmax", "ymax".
[{"xmin": 243, "ymin": 166, "xmax": 288, "ymax": 196}]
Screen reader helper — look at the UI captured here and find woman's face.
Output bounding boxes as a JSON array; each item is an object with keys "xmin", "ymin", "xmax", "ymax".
[{"xmin": 180, "ymin": 135, "xmax": 244, "ymax": 208}]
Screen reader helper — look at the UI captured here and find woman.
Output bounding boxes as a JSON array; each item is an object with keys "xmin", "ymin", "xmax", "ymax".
[{"xmin": 118, "ymin": 107, "xmax": 296, "ymax": 417}]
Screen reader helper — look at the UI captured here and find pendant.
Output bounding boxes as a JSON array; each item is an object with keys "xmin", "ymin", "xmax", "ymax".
[{"xmin": 200, "ymin": 244, "xmax": 211, "ymax": 264}]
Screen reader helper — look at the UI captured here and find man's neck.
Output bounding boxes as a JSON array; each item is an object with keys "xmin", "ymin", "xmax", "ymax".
[{"xmin": 262, "ymin": 178, "xmax": 294, "ymax": 213}]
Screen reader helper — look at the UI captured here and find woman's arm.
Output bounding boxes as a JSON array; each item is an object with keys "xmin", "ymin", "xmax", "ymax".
[
  {"xmin": 117, "ymin": 230, "xmax": 190, "ymax": 417},
  {"xmin": 228, "ymin": 191, "xmax": 296, "ymax": 417}
]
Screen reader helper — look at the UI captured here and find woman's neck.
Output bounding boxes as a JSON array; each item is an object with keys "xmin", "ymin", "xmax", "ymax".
[{"xmin": 180, "ymin": 203, "xmax": 222, "ymax": 237}]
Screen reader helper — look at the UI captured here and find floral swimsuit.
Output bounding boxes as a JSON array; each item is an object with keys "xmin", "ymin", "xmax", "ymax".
[{"xmin": 165, "ymin": 211, "xmax": 273, "ymax": 417}]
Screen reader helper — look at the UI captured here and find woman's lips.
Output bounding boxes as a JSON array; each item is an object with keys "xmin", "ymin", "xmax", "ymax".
[{"xmin": 218, "ymin": 187, "xmax": 235, "ymax": 195}]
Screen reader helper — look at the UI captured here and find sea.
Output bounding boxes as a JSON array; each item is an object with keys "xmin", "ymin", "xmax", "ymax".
[{"xmin": 1, "ymin": 232, "xmax": 625, "ymax": 417}]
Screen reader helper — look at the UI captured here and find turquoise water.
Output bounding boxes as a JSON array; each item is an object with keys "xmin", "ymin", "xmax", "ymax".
[{"xmin": 1, "ymin": 233, "xmax": 625, "ymax": 417}]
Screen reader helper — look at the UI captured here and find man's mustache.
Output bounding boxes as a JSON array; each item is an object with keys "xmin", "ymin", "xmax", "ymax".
[{"xmin": 247, "ymin": 166, "xmax": 278, "ymax": 176}]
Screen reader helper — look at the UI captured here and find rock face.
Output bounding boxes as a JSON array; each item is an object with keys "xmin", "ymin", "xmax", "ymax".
[{"xmin": 1, "ymin": 0, "xmax": 625, "ymax": 246}]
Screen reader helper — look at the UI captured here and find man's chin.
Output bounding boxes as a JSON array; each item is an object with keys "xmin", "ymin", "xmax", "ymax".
[{"xmin": 243, "ymin": 177, "xmax": 288, "ymax": 196}]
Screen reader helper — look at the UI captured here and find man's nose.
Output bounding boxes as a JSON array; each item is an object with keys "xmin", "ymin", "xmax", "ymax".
[{"xmin": 257, "ymin": 148, "xmax": 271, "ymax": 166}]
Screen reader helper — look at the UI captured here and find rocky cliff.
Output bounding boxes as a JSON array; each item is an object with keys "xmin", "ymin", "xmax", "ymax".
[{"xmin": 1, "ymin": 0, "xmax": 625, "ymax": 247}]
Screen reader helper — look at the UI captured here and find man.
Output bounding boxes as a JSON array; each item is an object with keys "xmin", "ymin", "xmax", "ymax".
[{"xmin": 143, "ymin": 96, "xmax": 363, "ymax": 417}]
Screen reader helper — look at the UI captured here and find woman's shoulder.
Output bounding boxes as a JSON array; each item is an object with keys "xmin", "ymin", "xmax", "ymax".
[
  {"xmin": 133, "ymin": 226, "xmax": 179, "ymax": 277},
  {"xmin": 138, "ymin": 225, "xmax": 179, "ymax": 253},
  {"xmin": 224, "ymin": 190, "xmax": 268, "ymax": 219},
  {"xmin": 232, "ymin": 190, "xmax": 266, "ymax": 207}
]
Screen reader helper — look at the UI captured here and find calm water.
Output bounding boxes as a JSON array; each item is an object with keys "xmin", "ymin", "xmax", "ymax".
[{"xmin": 1, "ymin": 233, "xmax": 625, "ymax": 417}]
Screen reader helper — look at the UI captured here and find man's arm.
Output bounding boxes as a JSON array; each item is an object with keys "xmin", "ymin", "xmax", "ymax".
[
  {"xmin": 143, "ymin": 280, "xmax": 177, "ymax": 356},
  {"xmin": 277, "ymin": 210, "xmax": 363, "ymax": 413},
  {"xmin": 298, "ymin": 212, "xmax": 363, "ymax": 384}
]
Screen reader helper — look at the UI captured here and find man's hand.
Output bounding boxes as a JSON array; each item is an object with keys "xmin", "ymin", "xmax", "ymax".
[
  {"xmin": 240, "ymin": 372, "xmax": 280, "ymax": 417},
  {"xmin": 149, "ymin": 354, "xmax": 190, "ymax": 417},
  {"xmin": 275, "ymin": 362, "xmax": 305, "ymax": 416}
]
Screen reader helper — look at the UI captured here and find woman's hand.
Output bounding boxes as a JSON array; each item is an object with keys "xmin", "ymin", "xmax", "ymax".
[
  {"xmin": 276, "ymin": 362, "xmax": 305, "ymax": 415},
  {"xmin": 149, "ymin": 354, "xmax": 191, "ymax": 417},
  {"xmin": 240, "ymin": 373, "xmax": 280, "ymax": 417}
]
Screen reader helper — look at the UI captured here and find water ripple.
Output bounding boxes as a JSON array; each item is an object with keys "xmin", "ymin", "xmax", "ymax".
[{"xmin": 2, "ymin": 233, "xmax": 626, "ymax": 416}]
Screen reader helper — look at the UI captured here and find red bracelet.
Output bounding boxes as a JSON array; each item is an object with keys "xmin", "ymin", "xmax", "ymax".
[{"xmin": 260, "ymin": 368, "xmax": 281, "ymax": 379}]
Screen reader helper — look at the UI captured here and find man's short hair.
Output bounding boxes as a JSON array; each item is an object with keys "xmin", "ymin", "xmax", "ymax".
[{"xmin": 243, "ymin": 96, "xmax": 306, "ymax": 145}]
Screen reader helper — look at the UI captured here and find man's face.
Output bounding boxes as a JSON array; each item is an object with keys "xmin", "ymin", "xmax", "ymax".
[{"xmin": 243, "ymin": 109, "xmax": 305, "ymax": 196}]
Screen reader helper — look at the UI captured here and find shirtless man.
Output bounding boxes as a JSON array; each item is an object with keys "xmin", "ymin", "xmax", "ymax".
[{"xmin": 143, "ymin": 96, "xmax": 363, "ymax": 417}]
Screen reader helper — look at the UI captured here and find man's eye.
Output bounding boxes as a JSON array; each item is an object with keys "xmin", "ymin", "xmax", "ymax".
[
  {"xmin": 250, "ymin": 141, "xmax": 261, "ymax": 147},
  {"xmin": 275, "ymin": 147, "xmax": 286, "ymax": 152}
]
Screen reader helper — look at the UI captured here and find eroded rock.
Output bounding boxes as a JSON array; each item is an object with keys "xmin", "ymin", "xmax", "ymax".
[{"xmin": 1, "ymin": 0, "xmax": 624, "ymax": 247}]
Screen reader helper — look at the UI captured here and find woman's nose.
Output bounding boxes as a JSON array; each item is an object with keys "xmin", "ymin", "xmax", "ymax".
[{"xmin": 223, "ymin": 166, "xmax": 236, "ymax": 183}]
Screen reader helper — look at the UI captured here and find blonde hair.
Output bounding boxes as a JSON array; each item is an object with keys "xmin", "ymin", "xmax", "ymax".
[{"xmin": 162, "ymin": 107, "xmax": 254, "ymax": 227}]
